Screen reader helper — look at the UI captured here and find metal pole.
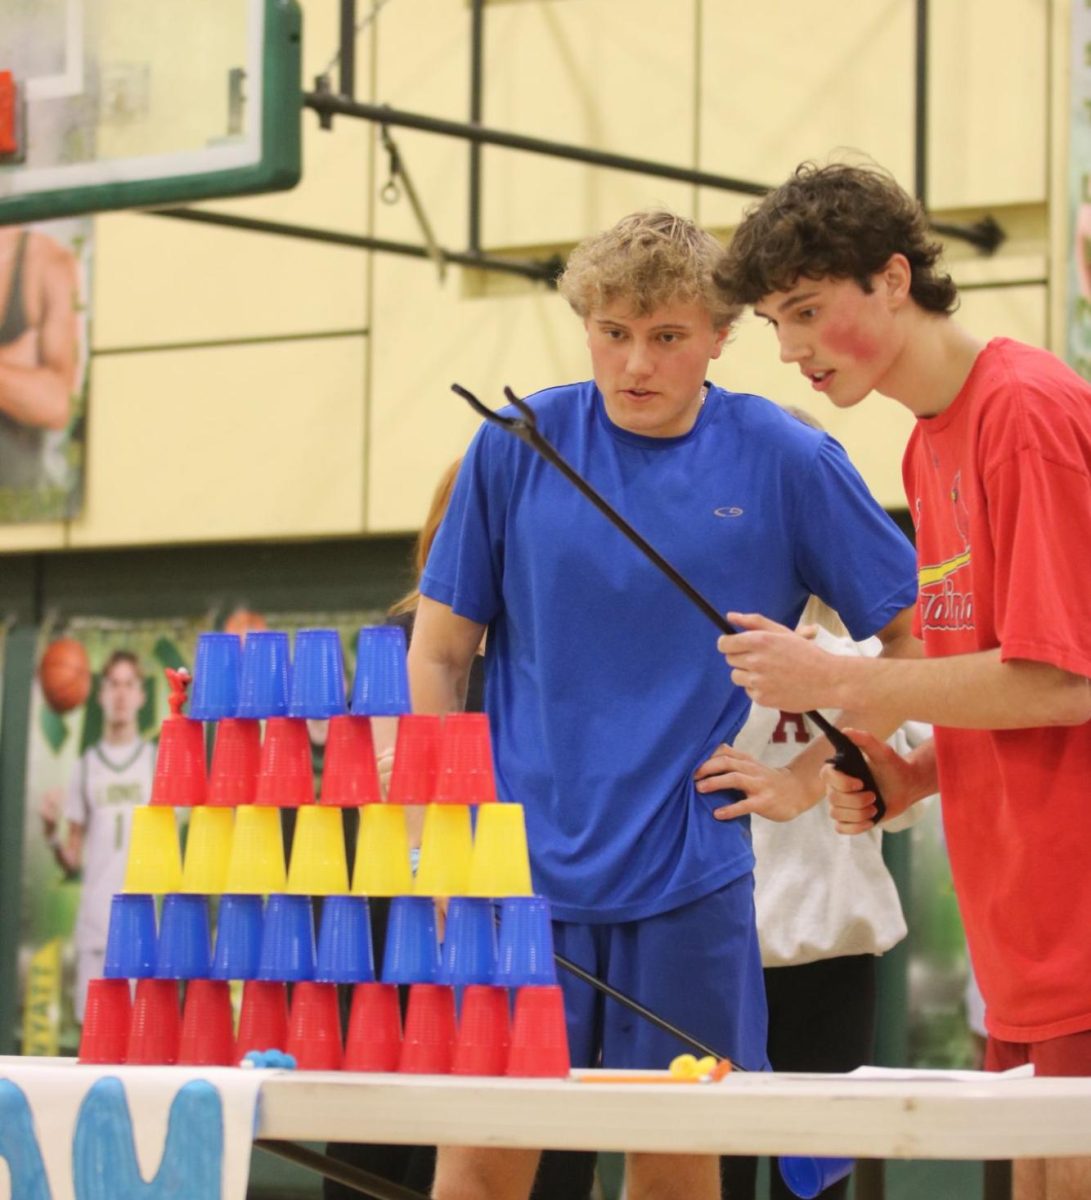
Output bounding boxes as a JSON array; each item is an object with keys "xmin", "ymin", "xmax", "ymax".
[
  {"xmin": 914, "ymin": 0, "xmax": 928, "ymax": 202},
  {"xmin": 468, "ymin": 0, "xmax": 484, "ymax": 255},
  {"xmin": 257, "ymin": 1140, "xmax": 429, "ymax": 1200},
  {"xmin": 144, "ymin": 207, "xmax": 559, "ymax": 283},
  {"xmin": 304, "ymin": 93, "xmax": 772, "ymax": 197},
  {"xmin": 340, "ymin": 0, "xmax": 357, "ymax": 100},
  {"xmin": 304, "ymin": 91, "xmax": 1004, "ymax": 251}
]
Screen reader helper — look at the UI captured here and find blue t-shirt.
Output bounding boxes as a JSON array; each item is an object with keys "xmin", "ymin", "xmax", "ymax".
[{"xmin": 422, "ymin": 381, "xmax": 918, "ymax": 922}]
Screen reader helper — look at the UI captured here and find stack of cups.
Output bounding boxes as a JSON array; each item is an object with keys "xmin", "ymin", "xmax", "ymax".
[
  {"xmin": 84, "ymin": 617, "xmax": 569, "ymax": 1076},
  {"xmin": 179, "ymin": 635, "xmax": 243, "ymax": 910},
  {"xmin": 219, "ymin": 630, "xmax": 290, "ymax": 1061},
  {"xmin": 218, "ymin": 632, "xmax": 291, "ymax": 968},
  {"xmin": 336, "ymin": 628, "xmax": 416, "ymax": 1073}
]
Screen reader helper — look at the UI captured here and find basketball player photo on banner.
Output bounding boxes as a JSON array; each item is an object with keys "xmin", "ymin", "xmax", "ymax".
[
  {"xmin": 0, "ymin": 218, "xmax": 91, "ymax": 523},
  {"xmin": 19, "ymin": 618, "xmax": 201, "ymax": 1055},
  {"xmin": 1, "ymin": 5, "xmax": 95, "ymax": 521}
]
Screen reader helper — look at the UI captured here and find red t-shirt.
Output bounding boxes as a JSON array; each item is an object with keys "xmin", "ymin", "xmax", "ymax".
[{"xmin": 903, "ymin": 338, "xmax": 1091, "ymax": 1041}]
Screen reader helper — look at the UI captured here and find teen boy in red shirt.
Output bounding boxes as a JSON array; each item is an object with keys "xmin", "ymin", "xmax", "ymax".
[{"xmin": 711, "ymin": 162, "xmax": 1091, "ymax": 1200}]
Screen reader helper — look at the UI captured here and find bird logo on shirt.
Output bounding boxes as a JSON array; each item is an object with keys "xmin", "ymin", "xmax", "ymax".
[{"xmin": 917, "ymin": 471, "xmax": 974, "ymax": 632}]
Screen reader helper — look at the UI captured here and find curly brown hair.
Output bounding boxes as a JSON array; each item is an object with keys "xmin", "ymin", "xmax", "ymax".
[
  {"xmin": 558, "ymin": 210, "xmax": 741, "ymax": 329},
  {"xmin": 716, "ymin": 163, "xmax": 957, "ymax": 314}
]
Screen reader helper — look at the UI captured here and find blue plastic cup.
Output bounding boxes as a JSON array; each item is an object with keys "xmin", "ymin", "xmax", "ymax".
[
  {"xmin": 104, "ymin": 894, "xmax": 158, "ymax": 979},
  {"xmin": 778, "ymin": 1156, "xmax": 855, "ymax": 1198},
  {"xmin": 440, "ymin": 897, "xmax": 497, "ymax": 986},
  {"xmin": 350, "ymin": 625, "xmax": 410, "ymax": 716},
  {"xmin": 237, "ymin": 631, "xmax": 292, "ymax": 719},
  {"xmin": 315, "ymin": 896, "xmax": 375, "ymax": 983},
  {"xmin": 189, "ymin": 632, "xmax": 242, "ymax": 720},
  {"xmin": 382, "ymin": 895, "xmax": 440, "ymax": 984},
  {"xmin": 211, "ymin": 894, "xmax": 265, "ymax": 980},
  {"xmin": 494, "ymin": 896, "xmax": 557, "ymax": 987},
  {"xmin": 155, "ymin": 894, "xmax": 212, "ymax": 979},
  {"xmin": 258, "ymin": 894, "xmax": 316, "ymax": 981},
  {"xmin": 288, "ymin": 628, "xmax": 347, "ymax": 719}
]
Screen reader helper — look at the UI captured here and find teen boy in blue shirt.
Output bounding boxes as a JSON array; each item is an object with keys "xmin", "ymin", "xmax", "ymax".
[{"xmin": 409, "ymin": 209, "xmax": 918, "ymax": 1200}]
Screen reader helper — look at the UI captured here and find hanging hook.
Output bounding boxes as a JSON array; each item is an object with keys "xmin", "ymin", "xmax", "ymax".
[
  {"xmin": 380, "ymin": 124, "xmax": 401, "ymax": 203},
  {"xmin": 377, "ymin": 123, "xmax": 447, "ymax": 280}
]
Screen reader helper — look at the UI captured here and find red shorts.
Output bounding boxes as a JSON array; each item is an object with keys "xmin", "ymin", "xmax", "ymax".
[{"xmin": 985, "ymin": 1028, "xmax": 1091, "ymax": 1077}]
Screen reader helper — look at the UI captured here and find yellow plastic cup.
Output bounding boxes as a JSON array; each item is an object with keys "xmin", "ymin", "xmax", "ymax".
[
  {"xmin": 466, "ymin": 803, "xmax": 533, "ymax": 898},
  {"xmin": 180, "ymin": 807, "xmax": 235, "ymax": 894},
  {"xmin": 123, "ymin": 806, "xmax": 183, "ymax": 894},
  {"xmin": 414, "ymin": 804, "xmax": 473, "ymax": 897},
  {"xmin": 223, "ymin": 805, "xmax": 287, "ymax": 895},
  {"xmin": 286, "ymin": 805, "xmax": 349, "ymax": 895},
  {"xmin": 352, "ymin": 805, "xmax": 413, "ymax": 897}
]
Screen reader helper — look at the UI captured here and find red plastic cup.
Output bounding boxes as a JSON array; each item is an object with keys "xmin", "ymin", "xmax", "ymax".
[
  {"xmin": 452, "ymin": 985, "xmax": 511, "ymax": 1076},
  {"xmin": 506, "ymin": 985, "xmax": 570, "ymax": 1078},
  {"xmin": 178, "ymin": 979, "xmax": 235, "ymax": 1065},
  {"xmin": 386, "ymin": 715, "xmax": 442, "ymax": 805},
  {"xmin": 207, "ymin": 718, "xmax": 261, "ymax": 807},
  {"xmin": 78, "ymin": 978, "xmax": 132, "ymax": 1064},
  {"xmin": 126, "ymin": 979, "xmax": 182, "ymax": 1065},
  {"xmin": 235, "ymin": 980, "xmax": 289, "ymax": 1058},
  {"xmin": 286, "ymin": 981, "xmax": 343, "ymax": 1070},
  {"xmin": 150, "ymin": 717, "xmax": 208, "ymax": 807},
  {"xmin": 320, "ymin": 715, "xmax": 381, "ymax": 807},
  {"xmin": 434, "ymin": 713, "xmax": 497, "ymax": 805},
  {"xmin": 398, "ymin": 983, "xmax": 456, "ymax": 1074},
  {"xmin": 344, "ymin": 983, "xmax": 402, "ymax": 1071},
  {"xmin": 255, "ymin": 718, "xmax": 315, "ymax": 808}
]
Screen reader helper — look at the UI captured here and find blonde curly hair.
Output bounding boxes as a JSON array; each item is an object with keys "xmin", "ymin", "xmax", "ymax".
[{"xmin": 558, "ymin": 210, "xmax": 741, "ymax": 330}]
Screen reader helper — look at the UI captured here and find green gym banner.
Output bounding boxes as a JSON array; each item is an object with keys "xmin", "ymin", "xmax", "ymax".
[
  {"xmin": 0, "ymin": 218, "xmax": 91, "ymax": 523},
  {"xmin": 1068, "ymin": 4, "xmax": 1091, "ymax": 378},
  {"xmin": 19, "ymin": 618, "xmax": 201, "ymax": 1055},
  {"xmin": 18, "ymin": 607, "xmax": 384, "ymax": 1055},
  {"xmin": 906, "ymin": 803, "xmax": 982, "ymax": 1069},
  {"xmin": 0, "ymin": 618, "xmax": 8, "ymax": 728}
]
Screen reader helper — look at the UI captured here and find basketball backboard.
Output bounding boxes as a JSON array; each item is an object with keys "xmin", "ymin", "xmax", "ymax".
[{"xmin": 0, "ymin": 0, "xmax": 302, "ymax": 223}]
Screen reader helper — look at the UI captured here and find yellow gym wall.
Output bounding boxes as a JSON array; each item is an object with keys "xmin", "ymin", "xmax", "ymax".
[{"xmin": 0, "ymin": 0, "xmax": 1060, "ymax": 553}]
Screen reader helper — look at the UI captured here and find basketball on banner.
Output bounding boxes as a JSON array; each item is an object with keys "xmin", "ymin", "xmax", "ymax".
[{"xmin": 38, "ymin": 639, "xmax": 92, "ymax": 714}]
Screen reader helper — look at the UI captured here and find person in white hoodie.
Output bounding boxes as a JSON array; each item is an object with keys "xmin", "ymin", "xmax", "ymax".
[
  {"xmin": 696, "ymin": 404, "xmax": 931, "ymax": 1199},
  {"xmin": 700, "ymin": 595, "xmax": 931, "ymax": 1200}
]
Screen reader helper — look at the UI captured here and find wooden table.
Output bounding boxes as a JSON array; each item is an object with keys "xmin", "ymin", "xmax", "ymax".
[
  {"xmin": 7, "ymin": 1060, "xmax": 1089, "ymax": 1200},
  {"xmin": 256, "ymin": 1067, "xmax": 1091, "ymax": 1159}
]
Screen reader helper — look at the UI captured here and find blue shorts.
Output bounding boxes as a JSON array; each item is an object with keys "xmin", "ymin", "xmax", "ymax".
[{"xmin": 553, "ymin": 874, "xmax": 769, "ymax": 1073}]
